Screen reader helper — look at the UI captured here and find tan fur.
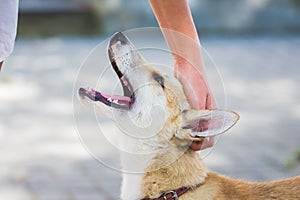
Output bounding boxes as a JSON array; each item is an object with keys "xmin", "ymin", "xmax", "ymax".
[
  {"xmin": 140, "ymin": 64, "xmax": 300, "ymax": 200},
  {"xmin": 80, "ymin": 32, "xmax": 300, "ymax": 200},
  {"xmin": 140, "ymin": 74, "xmax": 300, "ymax": 199},
  {"xmin": 142, "ymin": 148, "xmax": 300, "ymax": 199}
]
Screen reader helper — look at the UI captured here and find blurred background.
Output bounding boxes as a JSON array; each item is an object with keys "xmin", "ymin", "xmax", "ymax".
[
  {"xmin": 18, "ymin": 0, "xmax": 300, "ymax": 36},
  {"xmin": 1, "ymin": 0, "xmax": 300, "ymax": 199}
]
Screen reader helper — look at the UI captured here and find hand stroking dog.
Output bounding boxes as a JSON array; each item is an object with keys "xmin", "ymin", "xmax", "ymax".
[{"xmin": 79, "ymin": 32, "xmax": 300, "ymax": 200}]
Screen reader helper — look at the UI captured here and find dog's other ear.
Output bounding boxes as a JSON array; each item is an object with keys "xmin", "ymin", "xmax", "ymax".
[{"xmin": 180, "ymin": 109, "xmax": 239, "ymax": 139}]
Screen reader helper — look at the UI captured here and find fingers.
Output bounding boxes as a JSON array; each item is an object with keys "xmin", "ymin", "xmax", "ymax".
[
  {"xmin": 190, "ymin": 136, "xmax": 215, "ymax": 151},
  {"xmin": 201, "ymin": 136, "xmax": 215, "ymax": 149}
]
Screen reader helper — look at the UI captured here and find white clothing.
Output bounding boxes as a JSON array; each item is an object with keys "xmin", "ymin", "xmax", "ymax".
[{"xmin": 0, "ymin": 0, "xmax": 19, "ymax": 61}]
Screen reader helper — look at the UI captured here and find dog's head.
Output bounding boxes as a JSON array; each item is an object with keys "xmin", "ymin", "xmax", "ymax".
[{"xmin": 78, "ymin": 32, "xmax": 239, "ymax": 150}]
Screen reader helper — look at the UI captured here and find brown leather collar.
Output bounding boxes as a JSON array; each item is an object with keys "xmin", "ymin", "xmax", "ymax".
[{"xmin": 141, "ymin": 186, "xmax": 192, "ymax": 200}]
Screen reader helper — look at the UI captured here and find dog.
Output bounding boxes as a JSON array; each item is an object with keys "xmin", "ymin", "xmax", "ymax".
[{"xmin": 78, "ymin": 32, "xmax": 300, "ymax": 200}]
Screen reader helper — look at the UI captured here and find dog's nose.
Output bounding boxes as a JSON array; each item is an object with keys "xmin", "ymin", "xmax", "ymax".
[
  {"xmin": 109, "ymin": 32, "xmax": 129, "ymax": 46},
  {"xmin": 78, "ymin": 87, "xmax": 87, "ymax": 98}
]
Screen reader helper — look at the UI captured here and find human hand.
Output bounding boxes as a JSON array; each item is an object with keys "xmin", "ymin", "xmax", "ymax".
[{"xmin": 174, "ymin": 61, "xmax": 216, "ymax": 151}]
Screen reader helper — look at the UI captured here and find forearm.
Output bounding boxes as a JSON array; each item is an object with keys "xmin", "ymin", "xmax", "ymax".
[
  {"xmin": 149, "ymin": 0, "xmax": 204, "ymax": 70},
  {"xmin": 149, "ymin": 0, "xmax": 214, "ymax": 109},
  {"xmin": 149, "ymin": 0, "xmax": 199, "ymax": 41},
  {"xmin": 150, "ymin": 0, "xmax": 216, "ymax": 150}
]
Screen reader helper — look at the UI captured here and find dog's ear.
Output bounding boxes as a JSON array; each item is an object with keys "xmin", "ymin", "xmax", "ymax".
[{"xmin": 178, "ymin": 109, "xmax": 239, "ymax": 141}]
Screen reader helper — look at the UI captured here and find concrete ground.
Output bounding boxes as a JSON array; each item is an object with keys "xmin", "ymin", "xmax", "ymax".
[{"xmin": 0, "ymin": 34, "xmax": 299, "ymax": 200}]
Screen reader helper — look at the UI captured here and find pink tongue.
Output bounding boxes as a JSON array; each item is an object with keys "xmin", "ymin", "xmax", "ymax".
[{"xmin": 101, "ymin": 93, "xmax": 131, "ymax": 104}]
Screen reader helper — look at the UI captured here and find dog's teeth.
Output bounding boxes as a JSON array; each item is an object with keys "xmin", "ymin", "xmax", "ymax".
[
  {"xmin": 108, "ymin": 98, "xmax": 112, "ymax": 102},
  {"xmin": 113, "ymin": 99, "xmax": 119, "ymax": 104}
]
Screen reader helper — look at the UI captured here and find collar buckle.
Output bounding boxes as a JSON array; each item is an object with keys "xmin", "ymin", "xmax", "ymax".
[{"xmin": 161, "ymin": 190, "xmax": 178, "ymax": 200}]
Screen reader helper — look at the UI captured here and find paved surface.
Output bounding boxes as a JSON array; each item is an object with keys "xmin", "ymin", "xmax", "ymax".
[{"xmin": 0, "ymin": 35, "xmax": 300, "ymax": 200}]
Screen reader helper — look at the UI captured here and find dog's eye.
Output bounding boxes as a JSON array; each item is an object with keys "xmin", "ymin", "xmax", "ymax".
[{"xmin": 153, "ymin": 73, "xmax": 164, "ymax": 89}]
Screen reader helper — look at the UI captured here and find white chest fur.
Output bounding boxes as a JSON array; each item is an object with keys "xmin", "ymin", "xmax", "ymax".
[
  {"xmin": 121, "ymin": 173, "xmax": 143, "ymax": 200},
  {"xmin": 119, "ymin": 134, "xmax": 156, "ymax": 200}
]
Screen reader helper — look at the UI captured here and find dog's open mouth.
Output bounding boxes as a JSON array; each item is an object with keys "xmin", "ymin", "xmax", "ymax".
[
  {"xmin": 78, "ymin": 86, "xmax": 134, "ymax": 109},
  {"xmin": 78, "ymin": 67, "xmax": 135, "ymax": 110},
  {"xmin": 78, "ymin": 68, "xmax": 135, "ymax": 109},
  {"xmin": 79, "ymin": 32, "xmax": 135, "ymax": 109}
]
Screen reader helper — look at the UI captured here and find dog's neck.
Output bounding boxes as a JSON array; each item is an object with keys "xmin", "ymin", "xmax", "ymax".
[
  {"xmin": 141, "ymin": 146, "xmax": 207, "ymax": 199},
  {"xmin": 120, "ymin": 137, "xmax": 207, "ymax": 200}
]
